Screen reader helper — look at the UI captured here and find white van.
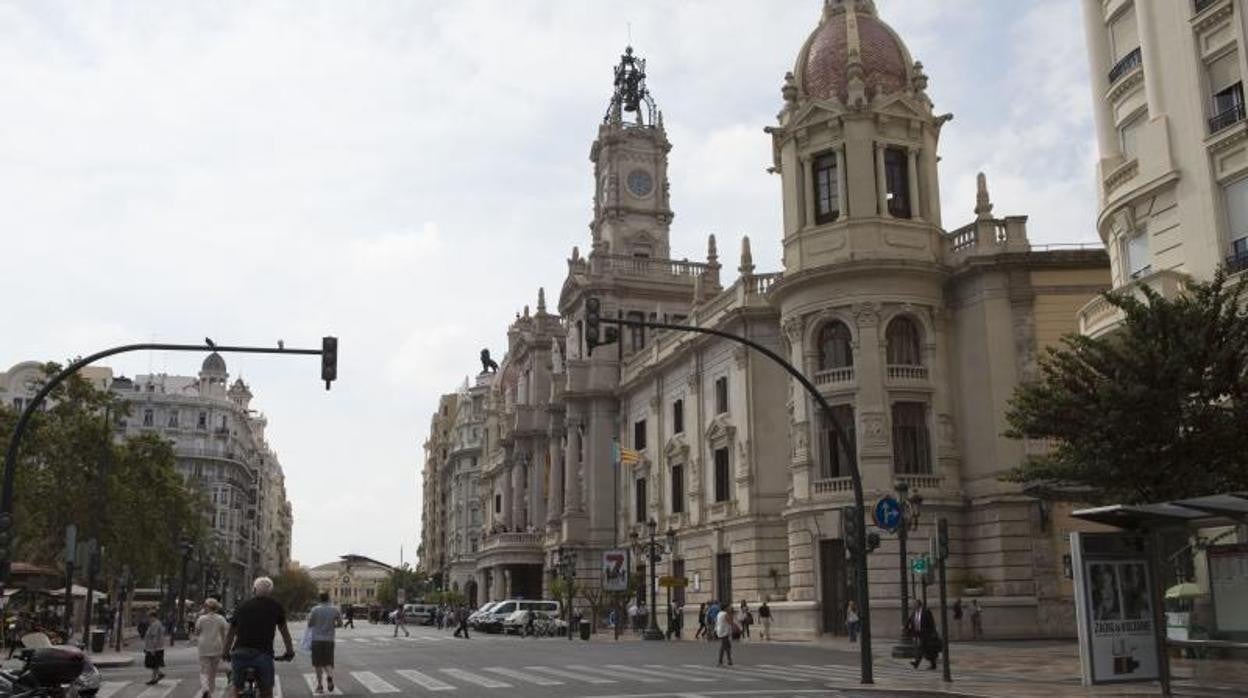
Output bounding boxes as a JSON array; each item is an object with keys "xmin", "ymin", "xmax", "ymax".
[
  {"xmin": 498, "ymin": 600, "xmax": 563, "ymax": 634},
  {"xmin": 402, "ymin": 603, "xmax": 437, "ymax": 624},
  {"xmin": 479, "ymin": 599, "xmax": 561, "ymax": 633}
]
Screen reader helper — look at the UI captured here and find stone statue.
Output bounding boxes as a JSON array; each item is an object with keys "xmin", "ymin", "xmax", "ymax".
[{"xmin": 480, "ymin": 349, "xmax": 499, "ymax": 374}]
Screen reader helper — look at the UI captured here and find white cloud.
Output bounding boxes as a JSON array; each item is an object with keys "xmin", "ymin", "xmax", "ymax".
[{"xmin": 0, "ymin": 0, "xmax": 1099, "ymax": 567}]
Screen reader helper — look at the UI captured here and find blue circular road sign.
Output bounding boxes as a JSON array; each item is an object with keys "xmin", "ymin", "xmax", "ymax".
[{"xmin": 873, "ymin": 496, "xmax": 902, "ymax": 532}]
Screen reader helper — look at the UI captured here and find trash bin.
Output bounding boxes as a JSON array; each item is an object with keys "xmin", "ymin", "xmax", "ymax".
[
  {"xmin": 579, "ymin": 620, "xmax": 591, "ymax": 641},
  {"xmin": 90, "ymin": 630, "xmax": 106, "ymax": 653}
]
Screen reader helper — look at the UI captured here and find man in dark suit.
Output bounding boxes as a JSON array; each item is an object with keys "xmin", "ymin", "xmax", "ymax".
[{"xmin": 905, "ymin": 599, "xmax": 940, "ymax": 670}]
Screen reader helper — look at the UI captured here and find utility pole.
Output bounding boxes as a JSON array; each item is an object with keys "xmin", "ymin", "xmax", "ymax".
[{"xmin": 937, "ymin": 518, "xmax": 952, "ymax": 683}]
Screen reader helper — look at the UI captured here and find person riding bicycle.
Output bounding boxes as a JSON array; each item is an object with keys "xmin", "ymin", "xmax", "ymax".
[{"xmin": 223, "ymin": 577, "xmax": 294, "ymax": 698}]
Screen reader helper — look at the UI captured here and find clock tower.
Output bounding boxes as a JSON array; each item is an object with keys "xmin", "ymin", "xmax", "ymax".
[{"xmin": 589, "ymin": 46, "xmax": 674, "ymax": 259}]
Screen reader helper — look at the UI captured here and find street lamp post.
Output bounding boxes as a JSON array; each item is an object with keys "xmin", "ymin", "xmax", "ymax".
[
  {"xmin": 551, "ymin": 547, "xmax": 577, "ymax": 642},
  {"xmin": 890, "ymin": 482, "xmax": 922, "ymax": 659},
  {"xmin": 664, "ymin": 528, "xmax": 676, "ymax": 639},
  {"xmin": 174, "ymin": 540, "xmax": 194, "ymax": 643},
  {"xmin": 630, "ymin": 519, "xmax": 665, "ymax": 641}
]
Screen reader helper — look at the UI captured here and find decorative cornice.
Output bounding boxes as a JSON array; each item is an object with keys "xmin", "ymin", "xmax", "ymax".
[
  {"xmin": 1192, "ymin": 1, "xmax": 1234, "ymax": 33},
  {"xmin": 1103, "ymin": 158, "xmax": 1139, "ymax": 194},
  {"xmin": 1105, "ymin": 66, "xmax": 1143, "ymax": 104}
]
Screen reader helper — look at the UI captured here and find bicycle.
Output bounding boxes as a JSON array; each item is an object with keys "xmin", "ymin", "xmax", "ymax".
[{"xmin": 235, "ymin": 651, "xmax": 294, "ymax": 698}]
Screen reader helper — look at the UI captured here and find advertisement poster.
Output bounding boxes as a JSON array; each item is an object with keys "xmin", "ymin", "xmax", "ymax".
[
  {"xmin": 1071, "ymin": 533, "xmax": 1161, "ymax": 685},
  {"xmin": 602, "ymin": 549, "xmax": 630, "ymax": 592}
]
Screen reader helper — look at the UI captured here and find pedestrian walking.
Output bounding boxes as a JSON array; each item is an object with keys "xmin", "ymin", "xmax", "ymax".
[
  {"xmin": 307, "ymin": 593, "xmax": 341, "ymax": 694},
  {"xmin": 391, "ymin": 605, "xmax": 409, "ymax": 637},
  {"xmin": 705, "ymin": 600, "xmax": 720, "ymax": 643},
  {"xmin": 970, "ymin": 599, "xmax": 983, "ymax": 640},
  {"xmin": 758, "ymin": 600, "xmax": 771, "ymax": 640},
  {"xmin": 342, "ymin": 605, "xmax": 354, "ymax": 629},
  {"xmin": 715, "ymin": 606, "xmax": 736, "ymax": 666},
  {"xmin": 194, "ymin": 599, "xmax": 228, "ymax": 698},
  {"xmin": 142, "ymin": 610, "xmax": 166, "ymax": 686},
  {"xmin": 738, "ymin": 601, "xmax": 753, "ymax": 639},
  {"xmin": 952, "ymin": 598, "xmax": 963, "ymax": 640},
  {"xmin": 905, "ymin": 600, "xmax": 940, "ymax": 670},
  {"xmin": 846, "ymin": 599, "xmax": 860, "ymax": 643},
  {"xmin": 453, "ymin": 604, "xmax": 471, "ymax": 639},
  {"xmin": 694, "ymin": 603, "xmax": 707, "ymax": 640}
]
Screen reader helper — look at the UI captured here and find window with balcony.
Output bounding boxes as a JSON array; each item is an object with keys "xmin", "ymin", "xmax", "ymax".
[
  {"xmin": 1119, "ymin": 110, "xmax": 1146, "ymax": 161},
  {"xmin": 143, "ymin": 409, "xmax": 154, "ymax": 427},
  {"xmin": 884, "ymin": 147, "xmax": 911, "ymax": 218},
  {"xmin": 715, "ymin": 376, "xmax": 729, "ymax": 414},
  {"xmin": 635, "ymin": 477, "xmax": 647, "ymax": 523},
  {"xmin": 1208, "ymin": 52, "xmax": 1244, "ymax": 133},
  {"xmin": 1108, "ymin": 7, "xmax": 1140, "ymax": 82},
  {"xmin": 892, "ymin": 402, "xmax": 932, "ymax": 475},
  {"xmin": 813, "ymin": 152, "xmax": 840, "ymax": 224},
  {"xmin": 672, "ymin": 399, "xmax": 684, "ymax": 435},
  {"xmin": 634, "ymin": 418, "xmax": 647, "ymax": 451},
  {"xmin": 197, "ymin": 411, "xmax": 207, "ymax": 430},
  {"xmin": 821, "ymin": 405, "xmax": 856, "ymax": 479},
  {"xmin": 671, "ymin": 464, "xmax": 685, "ymax": 514},
  {"xmin": 885, "ymin": 316, "xmax": 922, "ymax": 366},
  {"xmin": 713, "ymin": 447, "xmax": 731, "ymax": 502},
  {"xmin": 167, "ymin": 410, "xmax": 179, "ymax": 428},
  {"xmin": 1224, "ymin": 177, "xmax": 1248, "ymax": 272},
  {"xmin": 1126, "ymin": 230, "xmax": 1151, "ymax": 279},
  {"xmin": 818, "ymin": 321, "xmax": 854, "ymax": 371}
]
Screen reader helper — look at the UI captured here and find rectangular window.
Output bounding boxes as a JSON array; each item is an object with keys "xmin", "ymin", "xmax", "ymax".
[
  {"xmin": 1209, "ymin": 53, "xmax": 1243, "ymax": 128},
  {"xmin": 197, "ymin": 412, "xmax": 207, "ymax": 429},
  {"xmin": 891, "ymin": 402, "xmax": 932, "ymax": 474},
  {"xmin": 628, "ymin": 311, "xmax": 646, "ymax": 352},
  {"xmin": 714, "ymin": 377, "xmax": 728, "ymax": 415},
  {"xmin": 672, "ymin": 399, "xmax": 684, "ymax": 435},
  {"xmin": 714, "ymin": 447, "xmax": 730, "ymax": 502},
  {"xmin": 635, "ymin": 477, "xmax": 647, "ymax": 523},
  {"xmin": 671, "ymin": 464, "xmax": 685, "ymax": 514},
  {"xmin": 716, "ymin": 553, "xmax": 732, "ymax": 606},
  {"xmin": 822, "ymin": 405, "xmax": 856, "ymax": 479},
  {"xmin": 494, "ymin": 494, "xmax": 502, "ymax": 514},
  {"xmin": 884, "ymin": 147, "xmax": 911, "ymax": 218},
  {"xmin": 1108, "ymin": 6, "xmax": 1139, "ymax": 63},
  {"xmin": 143, "ymin": 409, "xmax": 154, "ymax": 427},
  {"xmin": 634, "ymin": 419, "xmax": 647, "ymax": 450},
  {"xmin": 673, "ymin": 559, "xmax": 687, "ymax": 606},
  {"xmin": 167, "ymin": 410, "xmax": 179, "ymax": 428},
  {"xmin": 1126, "ymin": 230, "xmax": 1151, "ymax": 278},
  {"xmin": 1119, "ymin": 111, "xmax": 1146, "ymax": 161},
  {"xmin": 813, "ymin": 152, "xmax": 839, "ymax": 224},
  {"xmin": 1224, "ymin": 177, "xmax": 1248, "ymax": 243}
]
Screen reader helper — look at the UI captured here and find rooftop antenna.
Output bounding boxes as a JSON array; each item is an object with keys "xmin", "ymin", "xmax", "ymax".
[{"xmin": 627, "ymin": 21, "xmax": 632, "ymax": 46}]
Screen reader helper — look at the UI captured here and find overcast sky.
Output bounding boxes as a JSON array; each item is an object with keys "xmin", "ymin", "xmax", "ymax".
[{"xmin": 0, "ymin": 0, "xmax": 1097, "ymax": 569}]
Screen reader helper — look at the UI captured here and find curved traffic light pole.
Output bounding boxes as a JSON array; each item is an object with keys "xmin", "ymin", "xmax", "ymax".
[
  {"xmin": 598, "ymin": 315, "xmax": 874, "ymax": 684},
  {"xmin": 0, "ymin": 340, "xmax": 334, "ymax": 589}
]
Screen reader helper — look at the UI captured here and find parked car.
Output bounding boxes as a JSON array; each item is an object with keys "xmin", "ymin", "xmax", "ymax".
[
  {"xmin": 402, "ymin": 603, "xmax": 436, "ymax": 625},
  {"xmin": 495, "ymin": 600, "xmax": 562, "ymax": 634},
  {"xmin": 468, "ymin": 601, "xmax": 499, "ymax": 629}
]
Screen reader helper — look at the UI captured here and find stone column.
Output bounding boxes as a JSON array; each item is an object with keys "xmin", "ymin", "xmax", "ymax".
[
  {"xmin": 512, "ymin": 460, "xmax": 525, "ymax": 528},
  {"xmin": 548, "ymin": 434, "xmax": 564, "ymax": 524},
  {"xmin": 1081, "ymin": 0, "xmax": 1119, "ymax": 159},
  {"xmin": 835, "ymin": 145, "xmax": 849, "ymax": 220},
  {"xmin": 801, "ymin": 154, "xmax": 815, "ymax": 227},
  {"xmin": 1134, "ymin": 1, "xmax": 1165, "ymax": 119},
  {"xmin": 502, "ymin": 464, "xmax": 514, "ymax": 528},
  {"xmin": 907, "ymin": 147, "xmax": 922, "ymax": 221},
  {"xmin": 851, "ymin": 302, "xmax": 889, "ymax": 491},
  {"xmin": 874, "ymin": 143, "xmax": 889, "ymax": 217},
  {"xmin": 564, "ymin": 418, "xmax": 583, "ymax": 516}
]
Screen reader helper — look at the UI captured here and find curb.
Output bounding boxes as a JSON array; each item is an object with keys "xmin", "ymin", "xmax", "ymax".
[{"xmin": 89, "ymin": 654, "xmax": 136, "ymax": 668}]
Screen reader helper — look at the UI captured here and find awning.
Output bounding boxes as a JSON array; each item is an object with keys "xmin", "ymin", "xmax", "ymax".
[{"xmin": 1072, "ymin": 492, "xmax": 1248, "ymax": 530}]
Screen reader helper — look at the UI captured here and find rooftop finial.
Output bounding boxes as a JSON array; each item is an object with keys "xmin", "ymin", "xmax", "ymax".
[
  {"xmin": 537, "ymin": 287, "xmax": 547, "ymax": 314},
  {"xmin": 739, "ymin": 235, "xmax": 755, "ymax": 275},
  {"xmin": 707, "ymin": 233, "xmax": 719, "ymax": 267},
  {"xmin": 975, "ymin": 171, "xmax": 994, "ymax": 220},
  {"xmin": 605, "ymin": 45, "xmax": 658, "ymax": 126}
]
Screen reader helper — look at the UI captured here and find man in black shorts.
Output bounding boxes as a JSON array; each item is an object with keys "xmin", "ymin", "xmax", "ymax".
[{"xmin": 224, "ymin": 576, "xmax": 294, "ymax": 698}]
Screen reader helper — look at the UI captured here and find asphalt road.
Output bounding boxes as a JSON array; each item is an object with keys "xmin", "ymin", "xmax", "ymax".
[{"xmin": 89, "ymin": 622, "xmax": 968, "ymax": 697}]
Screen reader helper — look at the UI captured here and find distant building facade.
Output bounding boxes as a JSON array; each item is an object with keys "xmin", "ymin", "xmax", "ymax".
[
  {"xmin": 1078, "ymin": 0, "xmax": 1248, "ymax": 338},
  {"xmin": 420, "ymin": 0, "xmax": 1113, "ymax": 638},
  {"xmin": 308, "ymin": 554, "xmax": 392, "ymax": 609}
]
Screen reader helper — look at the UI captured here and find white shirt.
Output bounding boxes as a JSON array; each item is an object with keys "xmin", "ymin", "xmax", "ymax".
[
  {"xmin": 715, "ymin": 610, "xmax": 732, "ymax": 639},
  {"xmin": 195, "ymin": 612, "xmax": 228, "ymax": 657}
]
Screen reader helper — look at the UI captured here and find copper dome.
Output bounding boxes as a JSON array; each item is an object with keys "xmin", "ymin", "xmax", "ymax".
[{"xmin": 797, "ymin": 1, "xmax": 911, "ymax": 104}]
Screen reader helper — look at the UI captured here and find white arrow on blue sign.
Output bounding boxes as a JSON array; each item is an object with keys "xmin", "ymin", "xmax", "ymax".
[{"xmin": 873, "ymin": 496, "xmax": 902, "ymax": 532}]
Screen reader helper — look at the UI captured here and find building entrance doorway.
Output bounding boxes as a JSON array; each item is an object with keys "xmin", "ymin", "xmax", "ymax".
[{"xmin": 819, "ymin": 539, "xmax": 847, "ymax": 635}]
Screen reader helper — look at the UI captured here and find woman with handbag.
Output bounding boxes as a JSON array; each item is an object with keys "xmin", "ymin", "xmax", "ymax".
[{"xmin": 142, "ymin": 610, "xmax": 166, "ymax": 685}]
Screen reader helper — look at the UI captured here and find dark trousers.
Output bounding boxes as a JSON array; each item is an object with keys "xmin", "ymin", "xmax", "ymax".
[
  {"xmin": 454, "ymin": 620, "xmax": 470, "ymax": 638},
  {"xmin": 343, "ymin": 617, "xmax": 353, "ymax": 628},
  {"xmin": 718, "ymin": 636, "xmax": 733, "ymax": 665}
]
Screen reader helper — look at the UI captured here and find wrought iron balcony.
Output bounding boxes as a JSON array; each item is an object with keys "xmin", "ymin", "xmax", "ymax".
[
  {"xmin": 1209, "ymin": 102, "xmax": 1245, "ymax": 135},
  {"xmin": 1108, "ymin": 47, "xmax": 1142, "ymax": 85},
  {"xmin": 1195, "ymin": 0, "xmax": 1219, "ymax": 14}
]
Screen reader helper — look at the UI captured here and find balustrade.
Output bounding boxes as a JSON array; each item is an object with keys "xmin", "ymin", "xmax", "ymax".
[
  {"xmin": 814, "ymin": 366, "xmax": 855, "ymax": 385},
  {"xmin": 886, "ymin": 365, "xmax": 928, "ymax": 381}
]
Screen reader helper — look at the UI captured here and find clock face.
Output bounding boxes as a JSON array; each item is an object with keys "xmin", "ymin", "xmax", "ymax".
[{"xmin": 627, "ymin": 169, "xmax": 654, "ymax": 198}]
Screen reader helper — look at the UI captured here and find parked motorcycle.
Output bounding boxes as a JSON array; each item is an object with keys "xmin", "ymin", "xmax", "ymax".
[{"xmin": 0, "ymin": 645, "xmax": 97, "ymax": 697}]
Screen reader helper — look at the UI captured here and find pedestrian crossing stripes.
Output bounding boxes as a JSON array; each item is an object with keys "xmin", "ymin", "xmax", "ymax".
[{"xmin": 92, "ymin": 661, "xmax": 1019, "ymax": 695}]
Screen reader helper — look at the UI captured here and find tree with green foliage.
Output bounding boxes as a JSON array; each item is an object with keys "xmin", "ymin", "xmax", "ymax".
[
  {"xmin": 271, "ymin": 566, "xmax": 319, "ymax": 614},
  {"xmin": 376, "ymin": 564, "xmax": 429, "ymax": 607},
  {"xmin": 0, "ymin": 363, "xmax": 211, "ymax": 586},
  {"xmin": 1004, "ymin": 271, "xmax": 1248, "ymax": 503}
]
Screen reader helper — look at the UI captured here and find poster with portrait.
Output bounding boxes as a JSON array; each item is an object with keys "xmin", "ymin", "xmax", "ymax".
[
  {"xmin": 602, "ymin": 549, "xmax": 630, "ymax": 592},
  {"xmin": 1071, "ymin": 532, "xmax": 1161, "ymax": 685}
]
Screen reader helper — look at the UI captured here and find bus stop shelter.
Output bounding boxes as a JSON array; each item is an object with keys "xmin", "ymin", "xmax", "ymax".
[{"xmin": 1072, "ymin": 492, "xmax": 1248, "ymax": 695}]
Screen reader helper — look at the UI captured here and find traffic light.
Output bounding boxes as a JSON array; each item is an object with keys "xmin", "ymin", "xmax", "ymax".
[
  {"xmin": 585, "ymin": 298, "xmax": 601, "ymax": 356},
  {"xmin": 866, "ymin": 532, "xmax": 881, "ymax": 553},
  {"xmin": 321, "ymin": 336, "xmax": 338, "ymax": 390},
  {"xmin": 842, "ymin": 508, "xmax": 860, "ymax": 550}
]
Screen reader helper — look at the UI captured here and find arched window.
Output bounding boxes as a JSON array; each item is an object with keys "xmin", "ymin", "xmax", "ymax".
[
  {"xmin": 818, "ymin": 321, "xmax": 854, "ymax": 370},
  {"xmin": 886, "ymin": 316, "xmax": 922, "ymax": 366}
]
